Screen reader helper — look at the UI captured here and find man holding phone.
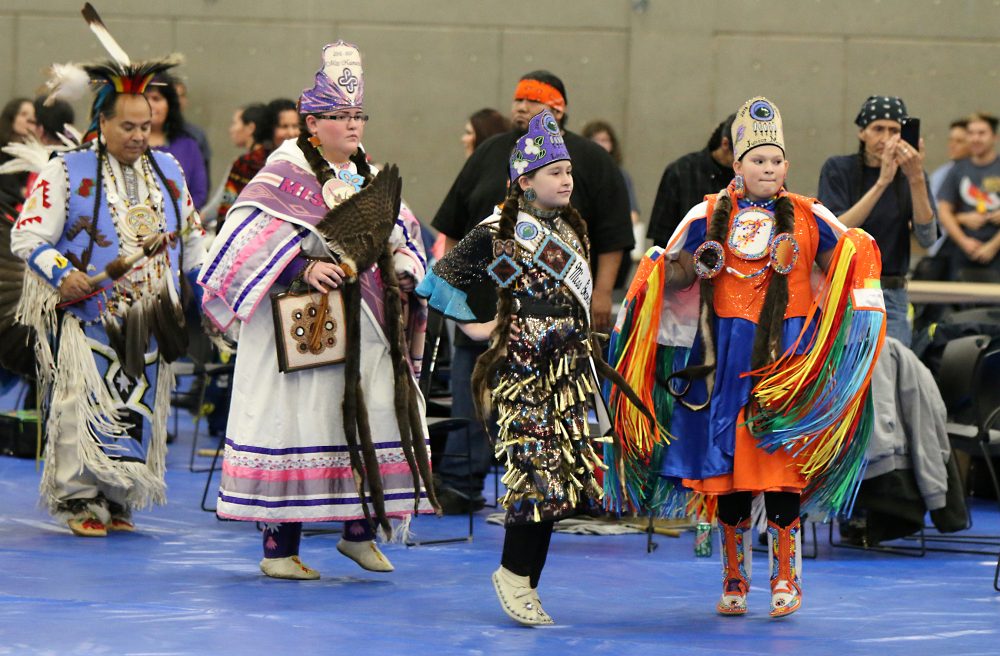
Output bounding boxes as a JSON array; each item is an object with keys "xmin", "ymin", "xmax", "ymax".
[{"xmin": 818, "ymin": 95, "xmax": 937, "ymax": 347}]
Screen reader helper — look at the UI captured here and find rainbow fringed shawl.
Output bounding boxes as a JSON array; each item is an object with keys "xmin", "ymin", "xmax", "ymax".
[
  {"xmin": 604, "ymin": 228, "xmax": 885, "ymax": 519},
  {"xmin": 603, "ymin": 246, "xmax": 693, "ymax": 515},
  {"xmin": 744, "ymin": 228, "xmax": 885, "ymax": 515}
]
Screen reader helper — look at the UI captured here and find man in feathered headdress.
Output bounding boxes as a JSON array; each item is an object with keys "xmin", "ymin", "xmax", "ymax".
[{"xmin": 9, "ymin": 4, "xmax": 207, "ymax": 537}]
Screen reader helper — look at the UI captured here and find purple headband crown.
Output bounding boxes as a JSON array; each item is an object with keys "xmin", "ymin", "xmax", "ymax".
[
  {"xmin": 299, "ymin": 40, "xmax": 364, "ymax": 114},
  {"xmin": 509, "ymin": 110, "xmax": 570, "ymax": 183}
]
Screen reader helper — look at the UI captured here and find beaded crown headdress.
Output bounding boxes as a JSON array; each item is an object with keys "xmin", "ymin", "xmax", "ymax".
[
  {"xmin": 299, "ymin": 41, "xmax": 365, "ymax": 114},
  {"xmin": 508, "ymin": 110, "xmax": 571, "ymax": 183},
  {"xmin": 731, "ymin": 96, "xmax": 784, "ymax": 161}
]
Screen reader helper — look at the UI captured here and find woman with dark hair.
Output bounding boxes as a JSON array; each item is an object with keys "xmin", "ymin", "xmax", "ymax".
[
  {"xmin": 0, "ymin": 98, "xmax": 37, "ymax": 209},
  {"xmin": 583, "ymin": 119, "xmax": 641, "ymax": 235},
  {"xmin": 268, "ymin": 98, "xmax": 300, "ymax": 147},
  {"xmin": 32, "ymin": 97, "xmax": 76, "ymax": 146},
  {"xmin": 145, "ymin": 76, "xmax": 208, "ymax": 208},
  {"xmin": 217, "ymin": 103, "xmax": 273, "ymax": 227},
  {"xmin": 199, "ymin": 41, "xmax": 434, "ymax": 580},
  {"xmin": 461, "ymin": 108, "xmax": 509, "ymax": 159},
  {"xmin": 417, "ymin": 109, "xmax": 651, "ymax": 626}
]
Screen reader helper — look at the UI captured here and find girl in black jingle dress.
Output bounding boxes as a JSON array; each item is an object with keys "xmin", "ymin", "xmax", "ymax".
[{"xmin": 417, "ymin": 109, "xmax": 650, "ymax": 626}]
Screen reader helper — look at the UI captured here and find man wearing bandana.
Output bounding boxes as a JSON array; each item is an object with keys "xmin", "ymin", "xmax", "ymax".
[
  {"xmin": 818, "ymin": 95, "xmax": 937, "ymax": 347},
  {"xmin": 431, "ymin": 71, "xmax": 633, "ymax": 513}
]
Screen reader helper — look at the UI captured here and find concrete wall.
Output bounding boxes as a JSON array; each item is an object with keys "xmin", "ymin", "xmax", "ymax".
[{"xmin": 3, "ymin": 0, "xmax": 998, "ymax": 225}]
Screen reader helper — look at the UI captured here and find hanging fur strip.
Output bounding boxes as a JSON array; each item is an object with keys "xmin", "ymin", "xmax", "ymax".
[
  {"xmin": 298, "ymin": 133, "xmax": 432, "ymax": 527},
  {"xmin": 338, "ymin": 280, "xmax": 380, "ymax": 531},
  {"xmin": 665, "ymin": 191, "xmax": 731, "ymax": 411},
  {"xmin": 376, "ymin": 247, "xmax": 439, "ymax": 514},
  {"xmin": 744, "ymin": 229, "xmax": 885, "ymax": 517},
  {"xmin": 337, "ymin": 246, "xmax": 442, "ymax": 538},
  {"xmin": 470, "ymin": 193, "xmax": 520, "ymax": 420},
  {"xmin": 749, "ymin": 195, "xmax": 794, "ymax": 371}
]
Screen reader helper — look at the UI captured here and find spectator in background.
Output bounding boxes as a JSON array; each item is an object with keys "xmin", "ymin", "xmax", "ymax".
[
  {"xmin": 936, "ymin": 112, "xmax": 1000, "ymax": 280},
  {"xmin": 174, "ymin": 77, "xmax": 212, "ymax": 184},
  {"xmin": 268, "ymin": 98, "xmax": 300, "ymax": 147},
  {"xmin": 217, "ymin": 103, "xmax": 273, "ymax": 228},
  {"xmin": 433, "ymin": 108, "xmax": 510, "ymax": 261},
  {"xmin": 583, "ymin": 119, "xmax": 642, "ymax": 257},
  {"xmin": 0, "ymin": 98, "xmax": 37, "ymax": 210},
  {"xmin": 435, "ymin": 71, "xmax": 632, "ymax": 331},
  {"xmin": 647, "ymin": 113, "xmax": 735, "ymax": 247},
  {"xmin": 921, "ymin": 119, "xmax": 970, "ymax": 263},
  {"xmin": 818, "ymin": 95, "xmax": 936, "ymax": 347},
  {"xmin": 32, "ymin": 97, "xmax": 75, "ymax": 146},
  {"xmin": 146, "ymin": 75, "xmax": 208, "ymax": 207},
  {"xmin": 460, "ymin": 108, "xmax": 510, "ymax": 159},
  {"xmin": 930, "ymin": 119, "xmax": 970, "ymax": 198}
]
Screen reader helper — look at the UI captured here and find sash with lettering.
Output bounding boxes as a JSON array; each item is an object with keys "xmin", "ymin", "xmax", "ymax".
[
  {"xmin": 199, "ymin": 158, "xmax": 391, "ymax": 333},
  {"xmin": 485, "ymin": 210, "xmax": 594, "ymax": 320}
]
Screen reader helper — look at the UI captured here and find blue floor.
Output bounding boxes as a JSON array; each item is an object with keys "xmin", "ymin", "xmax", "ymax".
[{"xmin": 1, "ymin": 391, "xmax": 999, "ymax": 655}]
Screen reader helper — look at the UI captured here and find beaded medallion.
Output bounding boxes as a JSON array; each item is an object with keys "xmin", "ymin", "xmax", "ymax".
[
  {"xmin": 532, "ymin": 234, "xmax": 576, "ymax": 280},
  {"xmin": 728, "ymin": 207, "xmax": 775, "ymax": 260}
]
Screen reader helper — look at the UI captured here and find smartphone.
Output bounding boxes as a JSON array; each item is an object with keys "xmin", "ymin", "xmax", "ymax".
[{"xmin": 901, "ymin": 117, "xmax": 920, "ymax": 149}]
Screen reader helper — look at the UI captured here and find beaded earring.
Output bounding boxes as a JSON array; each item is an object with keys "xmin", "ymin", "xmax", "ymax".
[
  {"xmin": 733, "ymin": 174, "xmax": 745, "ymax": 198},
  {"xmin": 523, "ymin": 187, "xmax": 537, "ymax": 202}
]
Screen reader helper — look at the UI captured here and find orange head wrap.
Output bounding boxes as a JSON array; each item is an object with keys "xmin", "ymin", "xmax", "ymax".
[{"xmin": 513, "ymin": 79, "xmax": 566, "ymax": 112}]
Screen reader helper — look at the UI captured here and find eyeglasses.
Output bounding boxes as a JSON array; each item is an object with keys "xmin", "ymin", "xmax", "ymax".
[{"xmin": 316, "ymin": 113, "xmax": 369, "ymax": 123}]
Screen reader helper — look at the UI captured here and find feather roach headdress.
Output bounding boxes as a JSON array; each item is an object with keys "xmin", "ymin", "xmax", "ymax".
[{"xmin": 42, "ymin": 4, "xmax": 182, "ymax": 139}]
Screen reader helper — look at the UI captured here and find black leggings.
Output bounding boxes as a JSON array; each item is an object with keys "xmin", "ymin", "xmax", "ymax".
[
  {"xmin": 717, "ymin": 491, "xmax": 799, "ymax": 528},
  {"xmin": 501, "ymin": 521, "xmax": 555, "ymax": 589}
]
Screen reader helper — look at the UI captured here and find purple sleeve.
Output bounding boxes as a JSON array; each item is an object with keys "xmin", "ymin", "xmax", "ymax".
[
  {"xmin": 162, "ymin": 136, "xmax": 208, "ymax": 208},
  {"xmin": 276, "ymin": 255, "xmax": 307, "ymax": 287}
]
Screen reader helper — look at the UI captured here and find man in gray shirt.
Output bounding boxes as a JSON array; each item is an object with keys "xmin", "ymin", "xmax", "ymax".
[{"xmin": 936, "ymin": 112, "xmax": 1000, "ymax": 280}]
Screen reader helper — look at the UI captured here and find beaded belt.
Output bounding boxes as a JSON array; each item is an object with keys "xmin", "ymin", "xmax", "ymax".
[{"xmin": 514, "ymin": 299, "xmax": 575, "ymax": 318}]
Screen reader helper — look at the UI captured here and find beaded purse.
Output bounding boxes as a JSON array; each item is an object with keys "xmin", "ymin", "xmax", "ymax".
[{"xmin": 271, "ymin": 282, "xmax": 346, "ymax": 373}]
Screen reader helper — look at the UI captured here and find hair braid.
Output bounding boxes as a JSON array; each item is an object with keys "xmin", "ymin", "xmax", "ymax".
[
  {"xmin": 559, "ymin": 204, "xmax": 590, "ymax": 260},
  {"xmin": 470, "ymin": 188, "xmax": 521, "ymax": 420},
  {"xmin": 350, "ymin": 145, "xmax": 373, "ymax": 184},
  {"xmin": 700, "ymin": 190, "xmax": 732, "ymax": 322},
  {"xmin": 750, "ymin": 195, "xmax": 794, "ymax": 370},
  {"xmin": 296, "ymin": 132, "xmax": 335, "ymax": 186}
]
